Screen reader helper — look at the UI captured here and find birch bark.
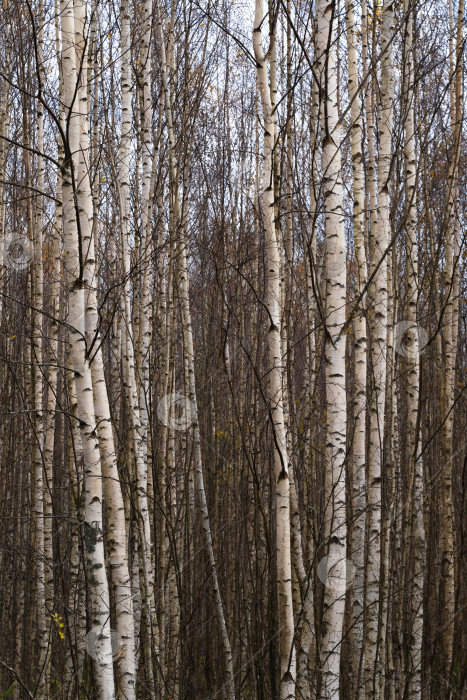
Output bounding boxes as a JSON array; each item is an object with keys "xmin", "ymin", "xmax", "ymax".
[
  {"xmin": 403, "ymin": 5, "xmax": 424, "ymax": 695},
  {"xmin": 253, "ymin": 2, "xmax": 296, "ymax": 696},
  {"xmin": 60, "ymin": 2, "xmax": 115, "ymax": 696},
  {"xmin": 364, "ymin": 1, "xmax": 394, "ymax": 695},
  {"xmin": 71, "ymin": 3, "xmax": 137, "ymax": 694},
  {"xmin": 32, "ymin": 5, "xmax": 47, "ymax": 686},
  {"xmin": 345, "ymin": 2, "xmax": 367, "ymax": 693},
  {"xmin": 119, "ymin": 0, "xmax": 158, "ymax": 688},
  {"xmin": 315, "ymin": 1, "xmax": 347, "ymax": 696}
]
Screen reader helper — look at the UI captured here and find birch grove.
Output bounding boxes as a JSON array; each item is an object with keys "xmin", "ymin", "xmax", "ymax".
[{"xmin": 0, "ymin": 0, "xmax": 465, "ymax": 698}]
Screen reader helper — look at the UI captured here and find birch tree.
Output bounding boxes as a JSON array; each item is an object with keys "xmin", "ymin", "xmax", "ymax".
[
  {"xmin": 0, "ymin": 0, "xmax": 465, "ymax": 697},
  {"xmin": 402, "ymin": 4, "xmax": 424, "ymax": 695},
  {"xmin": 364, "ymin": 0, "xmax": 395, "ymax": 695},
  {"xmin": 313, "ymin": 0, "xmax": 348, "ymax": 696},
  {"xmin": 60, "ymin": 1, "xmax": 115, "ymax": 695},
  {"xmin": 253, "ymin": 2, "xmax": 296, "ymax": 698},
  {"xmin": 345, "ymin": 0, "xmax": 367, "ymax": 692}
]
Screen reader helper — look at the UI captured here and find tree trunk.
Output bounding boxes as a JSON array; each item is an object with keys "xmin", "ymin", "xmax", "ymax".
[
  {"xmin": 253, "ymin": 2, "xmax": 296, "ymax": 697},
  {"xmin": 345, "ymin": 1, "xmax": 367, "ymax": 694},
  {"xmin": 364, "ymin": 1, "xmax": 394, "ymax": 696},
  {"xmin": 60, "ymin": 2, "xmax": 116, "ymax": 696},
  {"xmin": 315, "ymin": 1, "xmax": 347, "ymax": 696}
]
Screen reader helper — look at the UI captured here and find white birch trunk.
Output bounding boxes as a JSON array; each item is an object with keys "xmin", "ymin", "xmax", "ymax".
[
  {"xmin": 345, "ymin": 1, "xmax": 367, "ymax": 694},
  {"xmin": 60, "ymin": 2, "xmax": 115, "ymax": 696},
  {"xmin": 253, "ymin": 2, "xmax": 296, "ymax": 696},
  {"xmin": 364, "ymin": 1, "xmax": 394, "ymax": 695},
  {"xmin": 65, "ymin": 349, "xmax": 86, "ymax": 694},
  {"xmin": 32, "ymin": 8, "xmax": 48, "ymax": 684},
  {"xmin": 316, "ymin": 1, "xmax": 347, "ymax": 696},
  {"xmin": 72, "ymin": 3, "xmax": 137, "ymax": 694},
  {"xmin": 136, "ymin": 0, "xmax": 154, "ymax": 453},
  {"xmin": 119, "ymin": 0, "xmax": 158, "ymax": 687},
  {"xmin": 403, "ymin": 6, "xmax": 424, "ymax": 695}
]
